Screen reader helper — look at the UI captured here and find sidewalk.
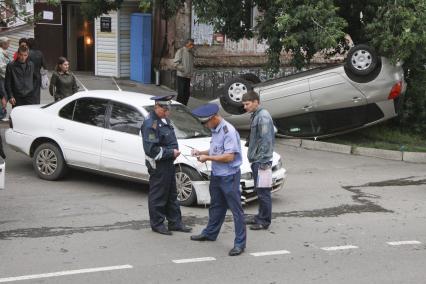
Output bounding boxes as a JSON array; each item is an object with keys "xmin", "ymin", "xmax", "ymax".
[{"xmin": 276, "ymin": 138, "xmax": 426, "ymax": 164}]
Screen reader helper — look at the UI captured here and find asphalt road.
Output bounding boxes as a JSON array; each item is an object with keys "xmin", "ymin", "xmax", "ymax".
[{"xmin": 1, "ymin": 136, "xmax": 426, "ymax": 284}]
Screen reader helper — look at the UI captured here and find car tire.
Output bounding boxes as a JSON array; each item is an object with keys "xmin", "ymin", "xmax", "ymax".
[
  {"xmin": 345, "ymin": 44, "xmax": 380, "ymax": 76},
  {"xmin": 220, "ymin": 77, "xmax": 253, "ymax": 115},
  {"xmin": 33, "ymin": 142, "xmax": 67, "ymax": 181},
  {"xmin": 175, "ymin": 166, "xmax": 201, "ymax": 206}
]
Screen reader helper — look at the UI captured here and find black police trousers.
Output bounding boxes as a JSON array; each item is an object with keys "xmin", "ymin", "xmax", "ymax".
[{"xmin": 148, "ymin": 160, "xmax": 183, "ymax": 229}]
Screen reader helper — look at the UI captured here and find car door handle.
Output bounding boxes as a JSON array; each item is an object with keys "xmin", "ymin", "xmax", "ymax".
[
  {"xmin": 105, "ymin": 138, "xmax": 115, "ymax": 143},
  {"xmin": 352, "ymin": 97, "xmax": 362, "ymax": 103},
  {"xmin": 56, "ymin": 128, "xmax": 65, "ymax": 132},
  {"xmin": 302, "ymin": 105, "xmax": 313, "ymax": 111}
]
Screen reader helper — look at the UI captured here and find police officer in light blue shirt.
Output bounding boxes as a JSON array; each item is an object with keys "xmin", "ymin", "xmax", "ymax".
[{"xmin": 189, "ymin": 103, "xmax": 246, "ymax": 256}]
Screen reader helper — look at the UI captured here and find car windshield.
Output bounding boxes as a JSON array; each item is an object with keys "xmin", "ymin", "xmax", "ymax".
[{"xmin": 144, "ymin": 104, "xmax": 211, "ymax": 139}]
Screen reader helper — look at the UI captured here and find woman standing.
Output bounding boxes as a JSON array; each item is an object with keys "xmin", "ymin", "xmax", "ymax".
[{"xmin": 49, "ymin": 57, "xmax": 78, "ymax": 101}]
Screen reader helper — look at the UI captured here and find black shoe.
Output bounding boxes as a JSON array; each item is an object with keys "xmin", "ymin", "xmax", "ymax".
[
  {"xmin": 190, "ymin": 234, "xmax": 213, "ymax": 241},
  {"xmin": 249, "ymin": 223, "xmax": 269, "ymax": 230},
  {"xmin": 229, "ymin": 246, "xmax": 245, "ymax": 256},
  {"xmin": 168, "ymin": 225, "xmax": 192, "ymax": 233},
  {"xmin": 152, "ymin": 227, "xmax": 172, "ymax": 235}
]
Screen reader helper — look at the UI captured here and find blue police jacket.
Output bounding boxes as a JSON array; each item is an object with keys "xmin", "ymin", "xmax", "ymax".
[
  {"xmin": 141, "ymin": 111, "xmax": 178, "ymax": 162},
  {"xmin": 247, "ymin": 107, "xmax": 275, "ymax": 164},
  {"xmin": 210, "ymin": 119, "xmax": 242, "ymax": 176}
]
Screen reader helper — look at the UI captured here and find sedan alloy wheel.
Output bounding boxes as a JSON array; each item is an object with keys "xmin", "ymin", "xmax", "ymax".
[
  {"xmin": 36, "ymin": 149, "xmax": 58, "ymax": 176},
  {"xmin": 33, "ymin": 142, "xmax": 67, "ymax": 181},
  {"xmin": 175, "ymin": 166, "xmax": 200, "ymax": 206}
]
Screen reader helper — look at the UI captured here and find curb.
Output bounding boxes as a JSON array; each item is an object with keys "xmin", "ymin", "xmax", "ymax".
[
  {"xmin": 403, "ymin": 152, "xmax": 426, "ymax": 163},
  {"xmin": 301, "ymin": 140, "xmax": 351, "ymax": 154},
  {"xmin": 276, "ymin": 138, "xmax": 426, "ymax": 164},
  {"xmin": 352, "ymin": 146, "xmax": 402, "ymax": 161}
]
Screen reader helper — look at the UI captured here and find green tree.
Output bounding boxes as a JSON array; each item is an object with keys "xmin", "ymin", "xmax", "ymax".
[
  {"xmin": 334, "ymin": 0, "xmax": 426, "ymax": 135},
  {"xmin": 194, "ymin": 0, "xmax": 347, "ymax": 71}
]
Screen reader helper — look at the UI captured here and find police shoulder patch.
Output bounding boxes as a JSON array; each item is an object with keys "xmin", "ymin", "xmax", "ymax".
[
  {"xmin": 223, "ymin": 125, "xmax": 229, "ymax": 134},
  {"xmin": 148, "ymin": 132, "xmax": 156, "ymax": 141}
]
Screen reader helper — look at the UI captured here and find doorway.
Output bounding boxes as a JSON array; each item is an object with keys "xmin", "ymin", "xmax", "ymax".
[{"xmin": 66, "ymin": 4, "xmax": 94, "ymax": 72}]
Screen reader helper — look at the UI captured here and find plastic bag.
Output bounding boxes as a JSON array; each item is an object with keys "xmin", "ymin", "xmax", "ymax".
[{"xmin": 40, "ymin": 68, "xmax": 49, "ymax": 89}]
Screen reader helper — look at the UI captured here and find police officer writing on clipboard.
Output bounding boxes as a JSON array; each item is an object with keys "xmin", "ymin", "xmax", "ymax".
[
  {"xmin": 141, "ymin": 95, "xmax": 192, "ymax": 235},
  {"xmin": 189, "ymin": 103, "xmax": 246, "ymax": 256}
]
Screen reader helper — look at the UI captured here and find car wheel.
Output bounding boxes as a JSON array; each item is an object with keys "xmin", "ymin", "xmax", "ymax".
[
  {"xmin": 220, "ymin": 77, "xmax": 253, "ymax": 115},
  {"xmin": 345, "ymin": 44, "xmax": 380, "ymax": 76},
  {"xmin": 33, "ymin": 142, "xmax": 67, "ymax": 181},
  {"xmin": 175, "ymin": 166, "xmax": 201, "ymax": 206}
]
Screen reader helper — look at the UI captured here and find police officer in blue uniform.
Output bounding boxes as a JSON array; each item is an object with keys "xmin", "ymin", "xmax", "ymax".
[
  {"xmin": 189, "ymin": 103, "xmax": 246, "ymax": 256},
  {"xmin": 141, "ymin": 95, "xmax": 192, "ymax": 235}
]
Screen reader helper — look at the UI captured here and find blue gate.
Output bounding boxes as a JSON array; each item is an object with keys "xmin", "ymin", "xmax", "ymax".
[{"xmin": 130, "ymin": 13, "xmax": 152, "ymax": 83}]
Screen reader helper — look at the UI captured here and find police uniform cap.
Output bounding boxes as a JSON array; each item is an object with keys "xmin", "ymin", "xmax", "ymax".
[
  {"xmin": 151, "ymin": 95, "xmax": 175, "ymax": 106},
  {"xmin": 191, "ymin": 103, "xmax": 219, "ymax": 122}
]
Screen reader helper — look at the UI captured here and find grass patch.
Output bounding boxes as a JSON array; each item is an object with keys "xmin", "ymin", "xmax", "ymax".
[{"xmin": 323, "ymin": 124, "xmax": 426, "ymax": 153}]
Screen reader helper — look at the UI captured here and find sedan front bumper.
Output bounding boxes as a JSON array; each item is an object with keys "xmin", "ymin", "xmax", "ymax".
[{"xmin": 240, "ymin": 167, "xmax": 287, "ymax": 204}]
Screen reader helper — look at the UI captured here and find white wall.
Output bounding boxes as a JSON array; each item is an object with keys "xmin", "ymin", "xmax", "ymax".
[{"xmin": 94, "ymin": 11, "xmax": 119, "ymax": 77}]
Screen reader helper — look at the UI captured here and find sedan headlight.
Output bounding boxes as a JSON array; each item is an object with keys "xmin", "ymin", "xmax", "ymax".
[
  {"xmin": 241, "ymin": 172, "xmax": 253, "ymax": 180},
  {"xmin": 273, "ymin": 158, "xmax": 283, "ymax": 171}
]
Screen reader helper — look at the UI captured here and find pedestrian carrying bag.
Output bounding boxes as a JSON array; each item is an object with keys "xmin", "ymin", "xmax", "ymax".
[{"xmin": 40, "ymin": 68, "xmax": 49, "ymax": 89}]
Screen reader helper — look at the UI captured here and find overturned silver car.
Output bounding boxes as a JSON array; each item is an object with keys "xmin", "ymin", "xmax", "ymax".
[{"xmin": 216, "ymin": 45, "xmax": 406, "ymax": 138}]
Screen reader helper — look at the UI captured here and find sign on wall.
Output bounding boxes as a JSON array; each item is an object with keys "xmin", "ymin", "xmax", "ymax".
[{"xmin": 100, "ymin": 17, "xmax": 111, "ymax": 32}]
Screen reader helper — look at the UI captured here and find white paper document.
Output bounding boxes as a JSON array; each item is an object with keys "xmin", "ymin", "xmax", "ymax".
[
  {"xmin": 257, "ymin": 168, "xmax": 272, "ymax": 188},
  {"xmin": 43, "ymin": 11, "xmax": 54, "ymax": 20}
]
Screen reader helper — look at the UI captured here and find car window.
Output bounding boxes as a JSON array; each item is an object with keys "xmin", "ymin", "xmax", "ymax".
[
  {"xmin": 59, "ymin": 100, "xmax": 76, "ymax": 120},
  {"xmin": 144, "ymin": 104, "xmax": 211, "ymax": 139},
  {"xmin": 108, "ymin": 102, "xmax": 144, "ymax": 135},
  {"xmin": 73, "ymin": 98, "xmax": 108, "ymax": 127}
]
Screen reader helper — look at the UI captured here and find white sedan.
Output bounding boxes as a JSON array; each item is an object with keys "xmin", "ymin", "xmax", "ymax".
[{"xmin": 5, "ymin": 90, "xmax": 286, "ymax": 206}]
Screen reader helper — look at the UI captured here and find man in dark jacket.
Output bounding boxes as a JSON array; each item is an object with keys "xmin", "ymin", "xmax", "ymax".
[
  {"xmin": 5, "ymin": 46, "xmax": 36, "ymax": 107},
  {"xmin": 141, "ymin": 95, "xmax": 192, "ymax": 235},
  {"xmin": 27, "ymin": 38, "xmax": 46, "ymax": 104}
]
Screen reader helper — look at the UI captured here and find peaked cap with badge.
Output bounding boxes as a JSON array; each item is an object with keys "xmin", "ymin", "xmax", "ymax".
[
  {"xmin": 151, "ymin": 95, "xmax": 175, "ymax": 107},
  {"xmin": 191, "ymin": 103, "xmax": 220, "ymax": 123}
]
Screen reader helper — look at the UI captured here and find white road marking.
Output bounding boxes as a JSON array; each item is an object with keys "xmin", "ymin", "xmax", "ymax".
[
  {"xmin": 0, "ymin": 265, "xmax": 133, "ymax": 283},
  {"xmin": 250, "ymin": 250, "xmax": 291, "ymax": 257},
  {"xmin": 172, "ymin": 257, "xmax": 216, "ymax": 264},
  {"xmin": 321, "ymin": 245, "xmax": 358, "ymax": 251},
  {"xmin": 387, "ymin": 240, "xmax": 422, "ymax": 246}
]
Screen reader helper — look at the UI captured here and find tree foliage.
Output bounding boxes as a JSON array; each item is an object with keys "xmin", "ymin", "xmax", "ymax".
[
  {"xmin": 193, "ymin": 0, "xmax": 346, "ymax": 71},
  {"xmin": 81, "ymin": 0, "xmax": 124, "ymax": 20}
]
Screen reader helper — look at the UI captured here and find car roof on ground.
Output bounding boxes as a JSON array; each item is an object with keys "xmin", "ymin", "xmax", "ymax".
[{"xmin": 74, "ymin": 90, "xmax": 177, "ymax": 107}]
